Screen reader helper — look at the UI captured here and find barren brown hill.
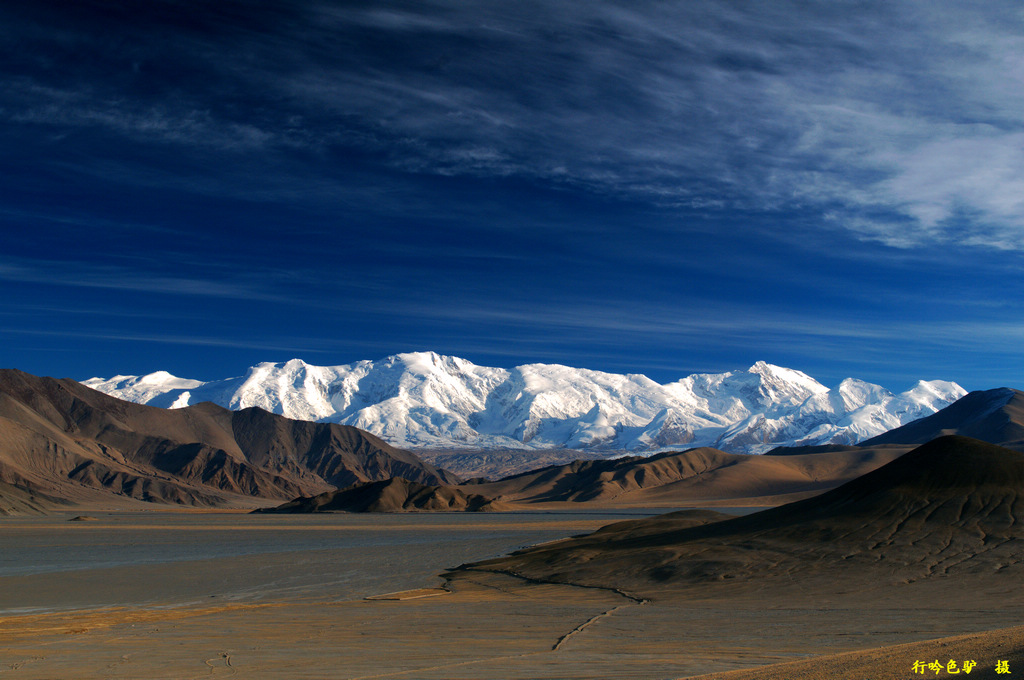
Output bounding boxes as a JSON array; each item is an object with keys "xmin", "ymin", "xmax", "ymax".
[
  {"xmin": 258, "ymin": 477, "xmax": 513, "ymax": 513},
  {"xmin": 861, "ymin": 387, "xmax": 1024, "ymax": 449},
  {"xmin": 466, "ymin": 436, "xmax": 1024, "ymax": 596},
  {"xmin": 0, "ymin": 479, "xmax": 65, "ymax": 515},
  {"xmin": 0, "ymin": 368, "xmax": 456, "ymax": 508},
  {"xmin": 464, "ymin": 444, "xmax": 909, "ymax": 507}
]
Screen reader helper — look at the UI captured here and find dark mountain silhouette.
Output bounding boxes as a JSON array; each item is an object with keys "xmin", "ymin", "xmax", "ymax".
[
  {"xmin": 258, "ymin": 477, "xmax": 512, "ymax": 513},
  {"xmin": 0, "ymin": 369, "xmax": 457, "ymax": 508}
]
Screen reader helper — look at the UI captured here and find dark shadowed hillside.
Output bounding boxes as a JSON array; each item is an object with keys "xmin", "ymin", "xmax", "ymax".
[
  {"xmin": 465, "ymin": 444, "xmax": 908, "ymax": 507},
  {"xmin": 258, "ymin": 477, "xmax": 512, "ymax": 513},
  {"xmin": 465, "ymin": 436, "xmax": 1024, "ymax": 595}
]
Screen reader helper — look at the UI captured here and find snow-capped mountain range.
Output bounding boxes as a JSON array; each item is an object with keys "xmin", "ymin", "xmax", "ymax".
[{"xmin": 83, "ymin": 352, "xmax": 966, "ymax": 455}]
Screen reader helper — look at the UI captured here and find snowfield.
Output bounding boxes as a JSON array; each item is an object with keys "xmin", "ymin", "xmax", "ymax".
[{"xmin": 84, "ymin": 352, "xmax": 966, "ymax": 454}]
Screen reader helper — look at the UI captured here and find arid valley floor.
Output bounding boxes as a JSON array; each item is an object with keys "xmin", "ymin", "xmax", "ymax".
[{"xmin": 2, "ymin": 507, "xmax": 1022, "ymax": 680}]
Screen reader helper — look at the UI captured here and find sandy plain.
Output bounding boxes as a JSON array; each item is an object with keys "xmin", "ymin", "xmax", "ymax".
[{"xmin": 1, "ymin": 509, "xmax": 1022, "ymax": 680}]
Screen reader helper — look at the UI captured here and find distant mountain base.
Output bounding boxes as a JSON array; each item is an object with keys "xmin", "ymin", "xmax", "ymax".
[
  {"xmin": 416, "ymin": 448, "xmax": 612, "ymax": 480},
  {"xmin": 263, "ymin": 444, "xmax": 914, "ymax": 514},
  {"xmin": 256, "ymin": 478, "xmax": 513, "ymax": 513}
]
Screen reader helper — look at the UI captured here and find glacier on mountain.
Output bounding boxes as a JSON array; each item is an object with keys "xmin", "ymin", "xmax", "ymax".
[{"xmin": 83, "ymin": 352, "xmax": 966, "ymax": 454}]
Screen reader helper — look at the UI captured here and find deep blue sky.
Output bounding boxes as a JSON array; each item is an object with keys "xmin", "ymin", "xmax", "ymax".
[{"xmin": 2, "ymin": 0, "xmax": 1023, "ymax": 391}]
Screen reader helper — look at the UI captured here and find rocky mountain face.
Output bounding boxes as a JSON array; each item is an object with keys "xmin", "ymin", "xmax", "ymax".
[
  {"xmin": 0, "ymin": 369, "xmax": 456, "ymax": 508},
  {"xmin": 85, "ymin": 352, "xmax": 966, "ymax": 454}
]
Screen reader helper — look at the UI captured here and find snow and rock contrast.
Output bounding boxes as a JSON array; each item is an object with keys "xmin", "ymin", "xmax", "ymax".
[{"xmin": 84, "ymin": 353, "xmax": 966, "ymax": 454}]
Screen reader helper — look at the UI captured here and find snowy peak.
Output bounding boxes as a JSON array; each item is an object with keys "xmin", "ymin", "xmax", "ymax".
[
  {"xmin": 82, "ymin": 371, "xmax": 204, "ymax": 409},
  {"xmin": 746, "ymin": 361, "xmax": 829, "ymax": 406},
  {"xmin": 83, "ymin": 355, "xmax": 967, "ymax": 454},
  {"xmin": 836, "ymin": 378, "xmax": 893, "ymax": 409},
  {"xmin": 902, "ymin": 379, "xmax": 966, "ymax": 411}
]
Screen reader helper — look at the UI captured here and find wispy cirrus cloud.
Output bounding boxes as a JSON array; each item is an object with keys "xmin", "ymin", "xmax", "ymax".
[
  {"xmin": 0, "ymin": 257, "xmax": 284, "ymax": 301},
  {"xmin": 5, "ymin": 1, "xmax": 1024, "ymax": 250},
  {"xmin": 284, "ymin": 2, "xmax": 1024, "ymax": 248},
  {"xmin": 6, "ymin": 80, "xmax": 285, "ymax": 152},
  {"xmin": 0, "ymin": 327, "xmax": 334, "ymax": 358}
]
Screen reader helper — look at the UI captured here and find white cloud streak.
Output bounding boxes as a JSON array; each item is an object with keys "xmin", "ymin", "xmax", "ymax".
[
  {"xmin": 5, "ymin": 1, "xmax": 1024, "ymax": 249},
  {"xmin": 0, "ymin": 258, "xmax": 286, "ymax": 302}
]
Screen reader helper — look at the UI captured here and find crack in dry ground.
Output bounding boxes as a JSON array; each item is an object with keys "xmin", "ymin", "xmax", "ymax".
[{"xmin": 551, "ymin": 603, "xmax": 638, "ymax": 651}]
